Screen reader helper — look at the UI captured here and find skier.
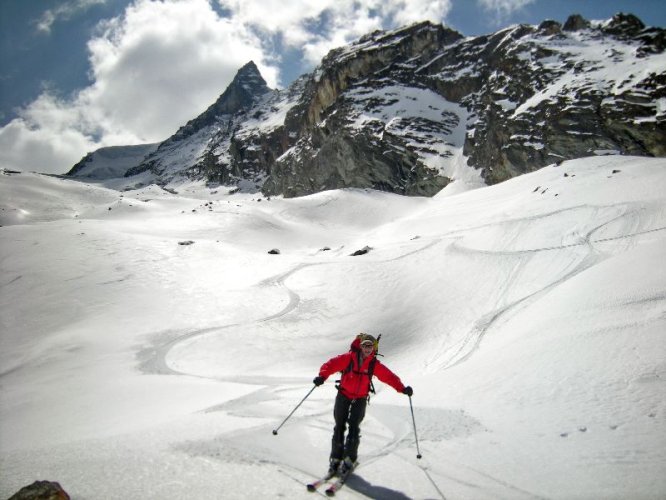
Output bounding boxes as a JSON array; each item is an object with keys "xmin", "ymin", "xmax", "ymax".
[{"xmin": 313, "ymin": 333, "xmax": 413, "ymax": 477}]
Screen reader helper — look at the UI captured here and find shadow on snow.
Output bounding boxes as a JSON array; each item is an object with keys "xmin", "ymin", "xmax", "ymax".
[{"xmin": 347, "ymin": 474, "xmax": 412, "ymax": 500}]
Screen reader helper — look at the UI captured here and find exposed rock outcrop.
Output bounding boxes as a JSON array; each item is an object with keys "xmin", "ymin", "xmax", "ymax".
[{"xmin": 68, "ymin": 13, "xmax": 666, "ymax": 197}]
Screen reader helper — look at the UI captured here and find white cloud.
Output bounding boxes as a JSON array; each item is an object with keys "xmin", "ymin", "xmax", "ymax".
[
  {"xmin": 386, "ymin": 0, "xmax": 453, "ymax": 27},
  {"xmin": 220, "ymin": 0, "xmax": 453, "ymax": 65},
  {"xmin": 1, "ymin": 0, "xmax": 279, "ymax": 174},
  {"xmin": 477, "ymin": 0, "xmax": 536, "ymax": 25},
  {"xmin": 82, "ymin": 0, "xmax": 278, "ymax": 140},
  {"xmin": 1, "ymin": 0, "xmax": 453, "ymax": 174},
  {"xmin": 35, "ymin": 0, "xmax": 108, "ymax": 34},
  {"xmin": 0, "ymin": 94, "xmax": 97, "ymax": 173}
]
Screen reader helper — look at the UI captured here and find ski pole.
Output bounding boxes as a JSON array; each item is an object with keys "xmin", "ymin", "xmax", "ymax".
[
  {"xmin": 272, "ymin": 384, "xmax": 317, "ymax": 435},
  {"xmin": 408, "ymin": 395, "xmax": 423, "ymax": 459}
]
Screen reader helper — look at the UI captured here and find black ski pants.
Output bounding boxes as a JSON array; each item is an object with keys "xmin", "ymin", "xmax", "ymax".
[{"xmin": 330, "ymin": 391, "xmax": 367, "ymax": 462}]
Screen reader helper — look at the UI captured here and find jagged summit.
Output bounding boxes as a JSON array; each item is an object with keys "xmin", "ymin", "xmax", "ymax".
[
  {"xmin": 602, "ymin": 12, "xmax": 645, "ymax": 36},
  {"xmin": 235, "ymin": 60, "xmax": 267, "ymax": 88},
  {"xmin": 121, "ymin": 60, "xmax": 274, "ymax": 181},
  {"xmin": 168, "ymin": 60, "xmax": 271, "ymax": 143},
  {"xmin": 69, "ymin": 13, "xmax": 666, "ymax": 197},
  {"xmin": 563, "ymin": 14, "xmax": 590, "ymax": 32},
  {"xmin": 325, "ymin": 21, "xmax": 463, "ymax": 66}
]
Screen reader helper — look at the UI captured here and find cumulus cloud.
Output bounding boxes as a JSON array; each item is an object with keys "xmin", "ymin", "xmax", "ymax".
[
  {"xmin": 477, "ymin": 0, "xmax": 535, "ymax": 25},
  {"xmin": 82, "ymin": 0, "xmax": 278, "ymax": 140},
  {"xmin": 1, "ymin": 0, "xmax": 454, "ymax": 174},
  {"xmin": 0, "ymin": 94, "xmax": 98, "ymax": 173},
  {"xmin": 221, "ymin": 0, "xmax": 453, "ymax": 65},
  {"xmin": 1, "ymin": 0, "xmax": 279, "ymax": 174}
]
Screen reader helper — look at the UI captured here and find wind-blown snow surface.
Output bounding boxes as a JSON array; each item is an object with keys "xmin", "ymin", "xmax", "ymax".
[{"xmin": 1, "ymin": 156, "xmax": 665, "ymax": 499}]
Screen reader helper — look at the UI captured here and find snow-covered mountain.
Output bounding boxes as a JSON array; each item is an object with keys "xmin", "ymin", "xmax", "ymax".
[
  {"xmin": 2, "ymin": 154, "xmax": 665, "ymax": 498},
  {"xmin": 68, "ymin": 143, "xmax": 159, "ymax": 180},
  {"xmin": 67, "ymin": 13, "xmax": 665, "ymax": 197}
]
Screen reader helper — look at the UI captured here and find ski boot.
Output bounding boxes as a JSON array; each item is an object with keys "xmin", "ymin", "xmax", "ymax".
[
  {"xmin": 338, "ymin": 457, "xmax": 355, "ymax": 476},
  {"xmin": 327, "ymin": 458, "xmax": 341, "ymax": 477}
]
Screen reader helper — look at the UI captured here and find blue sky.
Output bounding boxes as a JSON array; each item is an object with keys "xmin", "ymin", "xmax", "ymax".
[{"xmin": 1, "ymin": 0, "xmax": 665, "ymax": 174}]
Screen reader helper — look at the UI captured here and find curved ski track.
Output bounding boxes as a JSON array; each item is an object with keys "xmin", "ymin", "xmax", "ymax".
[{"xmin": 144, "ymin": 201, "xmax": 664, "ymax": 499}]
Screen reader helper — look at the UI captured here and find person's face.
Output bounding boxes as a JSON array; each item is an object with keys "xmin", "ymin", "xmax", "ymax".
[{"xmin": 360, "ymin": 342, "xmax": 374, "ymax": 357}]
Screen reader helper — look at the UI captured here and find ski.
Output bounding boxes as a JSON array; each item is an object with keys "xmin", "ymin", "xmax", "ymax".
[
  {"xmin": 324, "ymin": 475, "xmax": 347, "ymax": 496},
  {"xmin": 324, "ymin": 465, "xmax": 355, "ymax": 497},
  {"xmin": 306, "ymin": 472, "xmax": 336, "ymax": 492}
]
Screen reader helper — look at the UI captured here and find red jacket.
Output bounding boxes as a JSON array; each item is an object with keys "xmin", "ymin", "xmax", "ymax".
[{"xmin": 319, "ymin": 345, "xmax": 405, "ymax": 400}]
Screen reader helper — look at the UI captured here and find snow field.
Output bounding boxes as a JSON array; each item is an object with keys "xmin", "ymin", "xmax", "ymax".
[{"xmin": 1, "ymin": 156, "xmax": 665, "ymax": 498}]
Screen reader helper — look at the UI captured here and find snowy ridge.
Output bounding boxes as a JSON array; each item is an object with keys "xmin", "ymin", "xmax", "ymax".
[
  {"xmin": 509, "ymin": 28, "xmax": 666, "ymax": 120},
  {"xmin": 66, "ymin": 14, "xmax": 665, "ymax": 198},
  {"xmin": 331, "ymin": 21, "xmax": 444, "ymax": 64},
  {"xmin": 2, "ymin": 156, "xmax": 665, "ymax": 498},
  {"xmin": 67, "ymin": 143, "xmax": 159, "ymax": 180}
]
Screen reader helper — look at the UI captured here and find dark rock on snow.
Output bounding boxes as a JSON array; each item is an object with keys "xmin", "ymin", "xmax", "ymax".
[
  {"xmin": 8, "ymin": 480, "xmax": 70, "ymax": 500},
  {"xmin": 351, "ymin": 246, "xmax": 373, "ymax": 256}
]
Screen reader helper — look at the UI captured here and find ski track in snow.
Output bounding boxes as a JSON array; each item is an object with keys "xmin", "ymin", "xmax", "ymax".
[
  {"xmin": 432, "ymin": 457, "xmax": 550, "ymax": 500},
  {"xmin": 435, "ymin": 204, "xmax": 666, "ymax": 370},
  {"xmin": 140, "ymin": 199, "xmax": 665, "ymax": 499},
  {"xmin": 142, "ymin": 263, "xmax": 316, "ymax": 381},
  {"xmin": 142, "ymin": 237, "xmax": 472, "ymax": 498}
]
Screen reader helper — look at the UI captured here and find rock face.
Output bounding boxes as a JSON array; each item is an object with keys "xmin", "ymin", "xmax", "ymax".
[
  {"xmin": 461, "ymin": 13, "xmax": 666, "ymax": 184},
  {"xmin": 263, "ymin": 23, "xmax": 464, "ymax": 197},
  {"xmin": 68, "ymin": 13, "xmax": 666, "ymax": 197}
]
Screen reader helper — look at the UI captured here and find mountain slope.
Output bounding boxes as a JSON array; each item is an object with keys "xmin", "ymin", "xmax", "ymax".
[
  {"xmin": 67, "ymin": 14, "xmax": 666, "ymax": 198},
  {"xmin": 67, "ymin": 143, "xmax": 159, "ymax": 180}
]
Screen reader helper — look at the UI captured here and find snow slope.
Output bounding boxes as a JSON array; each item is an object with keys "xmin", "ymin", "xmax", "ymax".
[
  {"xmin": 1, "ymin": 156, "xmax": 665, "ymax": 499},
  {"xmin": 68, "ymin": 144, "xmax": 159, "ymax": 180}
]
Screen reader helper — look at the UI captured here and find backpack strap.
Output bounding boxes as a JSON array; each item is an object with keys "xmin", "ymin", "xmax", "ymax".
[
  {"xmin": 368, "ymin": 357, "xmax": 376, "ymax": 395},
  {"xmin": 335, "ymin": 354, "xmax": 377, "ymax": 396},
  {"xmin": 342, "ymin": 351, "xmax": 358, "ymax": 375}
]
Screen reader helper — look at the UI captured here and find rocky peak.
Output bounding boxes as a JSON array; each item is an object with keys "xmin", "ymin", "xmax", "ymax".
[
  {"xmin": 537, "ymin": 20, "xmax": 562, "ymax": 36},
  {"xmin": 602, "ymin": 13, "xmax": 646, "ymax": 37},
  {"xmin": 563, "ymin": 14, "xmax": 590, "ymax": 32},
  {"xmin": 168, "ymin": 60, "xmax": 272, "ymax": 142}
]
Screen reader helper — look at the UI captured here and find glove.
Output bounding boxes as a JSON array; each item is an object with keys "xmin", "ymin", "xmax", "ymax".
[
  {"xmin": 402, "ymin": 386, "xmax": 413, "ymax": 397},
  {"xmin": 313, "ymin": 376, "xmax": 325, "ymax": 386}
]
